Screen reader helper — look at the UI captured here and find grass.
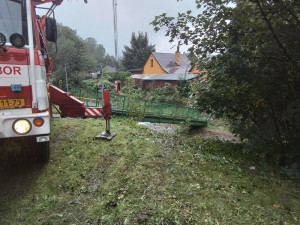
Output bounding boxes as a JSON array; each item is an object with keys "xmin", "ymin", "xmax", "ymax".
[{"xmin": 0, "ymin": 117, "xmax": 299, "ymax": 224}]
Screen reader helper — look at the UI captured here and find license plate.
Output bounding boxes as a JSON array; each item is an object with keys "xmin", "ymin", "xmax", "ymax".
[{"xmin": 0, "ymin": 98, "xmax": 25, "ymax": 108}]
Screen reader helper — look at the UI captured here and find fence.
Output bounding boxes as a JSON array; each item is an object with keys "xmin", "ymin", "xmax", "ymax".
[{"xmin": 69, "ymin": 88, "xmax": 209, "ymax": 126}]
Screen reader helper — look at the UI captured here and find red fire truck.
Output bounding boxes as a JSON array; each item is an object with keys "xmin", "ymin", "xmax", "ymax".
[{"xmin": 0, "ymin": 0, "xmax": 113, "ymax": 163}]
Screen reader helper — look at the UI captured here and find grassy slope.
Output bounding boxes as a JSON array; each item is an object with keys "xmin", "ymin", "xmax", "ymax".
[{"xmin": 0, "ymin": 117, "xmax": 299, "ymax": 225}]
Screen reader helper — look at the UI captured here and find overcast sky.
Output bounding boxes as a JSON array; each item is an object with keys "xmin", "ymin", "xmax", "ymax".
[{"xmin": 44, "ymin": 0, "xmax": 198, "ymax": 57}]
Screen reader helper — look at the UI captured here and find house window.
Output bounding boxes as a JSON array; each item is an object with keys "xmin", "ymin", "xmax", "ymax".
[{"xmin": 151, "ymin": 59, "xmax": 154, "ymax": 67}]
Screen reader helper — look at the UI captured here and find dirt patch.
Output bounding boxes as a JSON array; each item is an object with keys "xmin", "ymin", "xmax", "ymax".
[
  {"xmin": 138, "ymin": 122, "xmax": 180, "ymax": 133},
  {"xmin": 190, "ymin": 128, "xmax": 241, "ymax": 143},
  {"xmin": 138, "ymin": 122, "xmax": 241, "ymax": 143}
]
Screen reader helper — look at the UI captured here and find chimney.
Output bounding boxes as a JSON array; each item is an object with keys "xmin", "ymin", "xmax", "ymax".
[{"xmin": 175, "ymin": 42, "xmax": 181, "ymax": 66}]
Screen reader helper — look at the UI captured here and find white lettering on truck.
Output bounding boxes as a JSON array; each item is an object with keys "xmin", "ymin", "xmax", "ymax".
[{"xmin": 0, "ymin": 66, "xmax": 22, "ymax": 75}]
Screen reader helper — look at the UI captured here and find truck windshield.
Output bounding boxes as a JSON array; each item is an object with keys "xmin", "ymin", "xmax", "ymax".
[{"xmin": 0, "ymin": 0, "xmax": 28, "ymax": 45}]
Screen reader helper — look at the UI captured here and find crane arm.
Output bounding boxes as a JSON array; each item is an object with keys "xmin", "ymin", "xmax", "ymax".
[{"xmin": 32, "ymin": 0, "xmax": 87, "ymax": 6}]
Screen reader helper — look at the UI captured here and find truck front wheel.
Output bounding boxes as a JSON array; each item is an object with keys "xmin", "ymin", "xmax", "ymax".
[
  {"xmin": 21, "ymin": 137, "xmax": 50, "ymax": 163},
  {"xmin": 35, "ymin": 141, "xmax": 50, "ymax": 163}
]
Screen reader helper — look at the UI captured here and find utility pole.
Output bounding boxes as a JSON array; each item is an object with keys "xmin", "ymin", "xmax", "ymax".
[
  {"xmin": 64, "ymin": 62, "xmax": 69, "ymax": 92},
  {"xmin": 98, "ymin": 63, "xmax": 104, "ymax": 104},
  {"xmin": 112, "ymin": 0, "xmax": 118, "ymax": 72}
]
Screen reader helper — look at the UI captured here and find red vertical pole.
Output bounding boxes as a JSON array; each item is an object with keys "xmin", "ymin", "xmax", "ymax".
[
  {"xmin": 103, "ymin": 89, "xmax": 112, "ymax": 120},
  {"xmin": 104, "ymin": 89, "xmax": 110, "ymax": 105},
  {"xmin": 95, "ymin": 89, "xmax": 116, "ymax": 140},
  {"xmin": 95, "ymin": 89, "xmax": 115, "ymax": 139}
]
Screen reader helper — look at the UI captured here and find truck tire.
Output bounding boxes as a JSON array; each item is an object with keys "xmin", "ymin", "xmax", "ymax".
[
  {"xmin": 21, "ymin": 137, "xmax": 50, "ymax": 163},
  {"xmin": 35, "ymin": 141, "xmax": 50, "ymax": 163}
]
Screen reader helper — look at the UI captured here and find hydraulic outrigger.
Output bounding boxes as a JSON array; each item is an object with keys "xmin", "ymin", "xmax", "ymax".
[{"xmin": 49, "ymin": 86, "xmax": 116, "ymax": 140}]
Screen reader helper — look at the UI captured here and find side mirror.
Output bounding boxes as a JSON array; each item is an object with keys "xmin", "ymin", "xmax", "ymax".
[{"xmin": 46, "ymin": 17, "xmax": 57, "ymax": 42}]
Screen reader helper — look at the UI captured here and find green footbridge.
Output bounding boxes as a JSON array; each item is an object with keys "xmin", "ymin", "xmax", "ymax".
[{"xmin": 70, "ymin": 88, "xmax": 209, "ymax": 127}]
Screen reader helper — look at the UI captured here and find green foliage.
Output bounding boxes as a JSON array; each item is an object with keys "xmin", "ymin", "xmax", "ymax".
[
  {"xmin": 177, "ymin": 78, "xmax": 191, "ymax": 98},
  {"xmin": 83, "ymin": 37, "xmax": 116, "ymax": 70},
  {"xmin": 144, "ymin": 81, "xmax": 192, "ymax": 105},
  {"xmin": 124, "ymin": 77, "xmax": 144, "ymax": 120},
  {"xmin": 102, "ymin": 72, "xmax": 131, "ymax": 85},
  {"xmin": 82, "ymin": 79, "xmax": 100, "ymax": 90},
  {"xmin": 101, "ymin": 79, "xmax": 116, "ymax": 91},
  {"xmin": 50, "ymin": 24, "xmax": 116, "ymax": 89},
  {"xmin": 58, "ymin": 80, "xmax": 63, "ymax": 90},
  {"xmin": 81, "ymin": 72, "xmax": 131, "ymax": 93},
  {"xmin": 121, "ymin": 32, "xmax": 156, "ymax": 70},
  {"xmin": 152, "ymin": 0, "xmax": 300, "ymax": 172},
  {"xmin": 145, "ymin": 83, "xmax": 184, "ymax": 105}
]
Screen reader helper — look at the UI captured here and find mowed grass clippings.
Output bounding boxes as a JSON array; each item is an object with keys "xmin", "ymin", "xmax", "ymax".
[{"xmin": 0, "ymin": 117, "xmax": 299, "ymax": 224}]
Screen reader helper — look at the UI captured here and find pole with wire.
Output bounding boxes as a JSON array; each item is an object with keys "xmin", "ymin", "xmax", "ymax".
[
  {"xmin": 64, "ymin": 62, "xmax": 69, "ymax": 92},
  {"xmin": 95, "ymin": 2, "xmax": 118, "ymax": 140},
  {"xmin": 112, "ymin": 0, "xmax": 118, "ymax": 71}
]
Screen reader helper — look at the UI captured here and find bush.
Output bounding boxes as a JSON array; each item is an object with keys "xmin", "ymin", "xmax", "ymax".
[
  {"xmin": 124, "ymin": 77, "xmax": 144, "ymax": 121},
  {"xmin": 145, "ymin": 83, "xmax": 190, "ymax": 105},
  {"xmin": 103, "ymin": 72, "xmax": 131, "ymax": 85}
]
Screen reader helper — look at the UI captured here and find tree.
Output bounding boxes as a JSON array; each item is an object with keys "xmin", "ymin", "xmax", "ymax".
[
  {"xmin": 50, "ymin": 24, "xmax": 115, "ymax": 88},
  {"xmin": 121, "ymin": 32, "xmax": 156, "ymax": 70},
  {"xmin": 50, "ymin": 24, "xmax": 86, "ymax": 88},
  {"xmin": 152, "ymin": 0, "xmax": 300, "ymax": 172},
  {"xmin": 83, "ymin": 37, "xmax": 116, "ymax": 69}
]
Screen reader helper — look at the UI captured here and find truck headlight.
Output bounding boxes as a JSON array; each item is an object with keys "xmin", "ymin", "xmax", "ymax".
[
  {"xmin": 0, "ymin": 33, "xmax": 6, "ymax": 47},
  {"xmin": 12, "ymin": 119, "xmax": 32, "ymax": 135}
]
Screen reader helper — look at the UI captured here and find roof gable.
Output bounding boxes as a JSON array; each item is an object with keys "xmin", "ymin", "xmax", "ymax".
[{"xmin": 152, "ymin": 52, "xmax": 192, "ymax": 74}]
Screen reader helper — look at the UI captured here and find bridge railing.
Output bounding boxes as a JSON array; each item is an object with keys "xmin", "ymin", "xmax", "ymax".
[
  {"xmin": 69, "ymin": 88, "xmax": 209, "ymax": 123},
  {"xmin": 110, "ymin": 93, "xmax": 208, "ymax": 122},
  {"xmin": 69, "ymin": 88, "xmax": 102, "ymax": 107}
]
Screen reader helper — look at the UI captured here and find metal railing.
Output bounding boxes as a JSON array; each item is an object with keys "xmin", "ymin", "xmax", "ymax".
[
  {"xmin": 69, "ymin": 88, "xmax": 102, "ymax": 107},
  {"xmin": 69, "ymin": 88, "xmax": 209, "ymax": 125},
  {"xmin": 109, "ymin": 93, "xmax": 208, "ymax": 122}
]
